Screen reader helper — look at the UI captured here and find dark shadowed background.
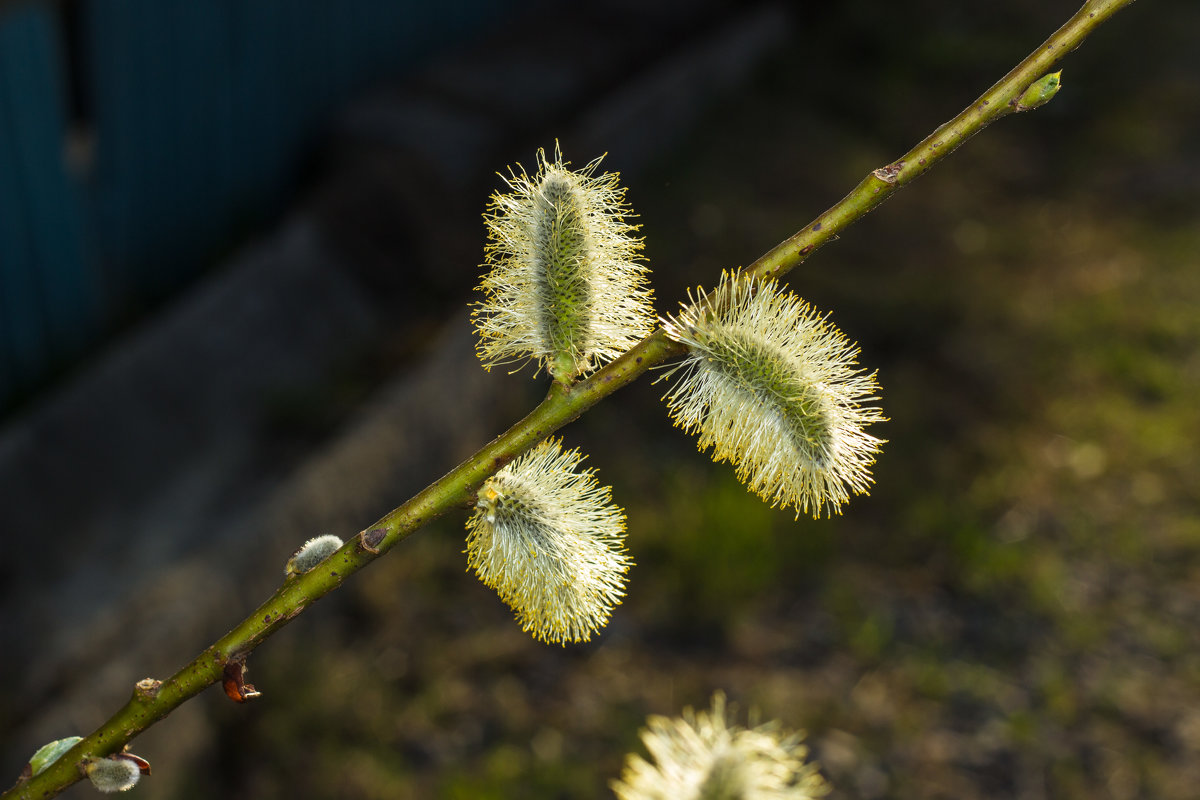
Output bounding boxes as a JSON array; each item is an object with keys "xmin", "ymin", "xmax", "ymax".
[{"xmin": 2, "ymin": 0, "xmax": 1198, "ymax": 797}]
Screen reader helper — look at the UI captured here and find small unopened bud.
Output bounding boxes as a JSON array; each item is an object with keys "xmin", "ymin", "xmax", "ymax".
[
  {"xmin": 85, "ymin": 755, "xmax": 144, "ymax": 793},
  {"xmin": 1016, "ymin": 70, "xmax": 1062, "ymax": 111},
  {"xmin": 27, "ymin": 736, "xmax": 81, "ymax": 777},
  {"xmin": 285, "ymin": 534, "xmax": 344, "ymax": 578}
]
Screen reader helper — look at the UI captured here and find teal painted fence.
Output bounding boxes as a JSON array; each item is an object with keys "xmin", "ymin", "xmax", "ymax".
[{"xmin": 0, "ymin": 0, "xmax": 503, "ymax": 413}]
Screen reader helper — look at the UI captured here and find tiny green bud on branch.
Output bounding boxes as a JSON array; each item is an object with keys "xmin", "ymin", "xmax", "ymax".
[
  {"xmin": 466, "ymin": 438, "xmax": 632, "ymax": 644},
  {"xmin": 474, "ymin": 143, "xmax": 655, "ymax": 381},
  {"xmin": 661, "ymin": 272, "xmax": 884, "ymax": 518},
  {"xmin": 1015, "ymin": 70, "xmax": 1063, "ymax": 111}
]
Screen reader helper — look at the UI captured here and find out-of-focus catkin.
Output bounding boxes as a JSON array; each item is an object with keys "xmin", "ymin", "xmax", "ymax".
[{"xmin": 612, "ymin": 692, "xmax": 829, "ymax": 800}]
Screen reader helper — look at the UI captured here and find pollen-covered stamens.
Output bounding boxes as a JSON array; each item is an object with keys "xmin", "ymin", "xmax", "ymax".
[
  {"xmin": 704, "ymin": 329, "xmax": 834, "ymax": 469},
  {"xmin": 474, "ymin": 143, "xmax": 654, "ymax": 381},
  {"xmin": 465, "ymin": 439, "xmax": 632, "ymax": 644},
  {"xmin": 612, "ymin": 692, "xmax": 829, "ymax": 800},
  {"xmin": 661, "ymin": 271, "xmax": 885, "ymax": 518}
]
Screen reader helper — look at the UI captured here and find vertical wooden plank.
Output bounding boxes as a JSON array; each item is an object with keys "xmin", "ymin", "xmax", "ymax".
[
  {"xmin": 326, "ymin": 0, "xmax": 356, "ymax": 98},
  {"xmin": 229, "ymin": 0, "xmax": 288, "ymax": 222},
  {"xmin": 276, "ymin": 0, "xmax": 310, "ymax": 167},
  {"xmin": 127, "ymin": 0, "xmax": 178, "ymax": 295},
  {"xmin": 0, "ymin": 5, "xmax": 99, "ymax": 407},
  {"xmin": 85, "ymin": 0, "xmax": 207, "ymax": 303},
  {"xmin": 0, "ymin": 13, "xmax": 45, "ymax": 406},
  {"xmin": 78, "ymin": 0, "xmax": 520, "ymax": 326},
  {"xmin": 0, "ymin": 91, "xmax": 45, "ymax": 399},
  {"xmin": 158, "ymin": 0, "xmax": 231, "ymax": 285},
  {"xmin": 296, "ymin": 0, "xmax": 331, "ymax": 117},
  {"xmin": 176, "ymin": 1, "xmax": 233, "ymax": 256},
  {"xmin": 82, "ymin": 0, "xmax": 140, "ymax": 310},
  {"xmin": 1, "ymin": 6, "xmax": 98, "ymax": 355}
]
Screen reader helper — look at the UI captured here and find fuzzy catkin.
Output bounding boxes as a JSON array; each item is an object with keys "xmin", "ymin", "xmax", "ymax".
[
  {"xmin": 612, "ymin": 692, "xmax": 829, "ymax": 800},
  {"xmin": 465, "ymin": 438, "xmax": 631, "ymax": 644},
  {"xmin": 473, "ymin": 144, "xmax": 654, "ymax": 381},
  {"xmin": 661, "ymin": 272, "xmax": 884, "ymax": 518},
  {"xmin": 285, "ymin": 534, "xmax": 344, "ymax": 577},
  {"xmin": 85, "ymin": 757, "xmax": 141, "ymax": 794}
]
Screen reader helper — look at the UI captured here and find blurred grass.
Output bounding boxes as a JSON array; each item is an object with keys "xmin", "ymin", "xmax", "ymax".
[{"xmin": 187, "ymin": 5, "xmax": 1199, "ymax": 799}]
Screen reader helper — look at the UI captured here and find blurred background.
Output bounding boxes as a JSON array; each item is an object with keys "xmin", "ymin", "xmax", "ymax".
[{"xmin": 2, "ymin": 0, "xmax": 1198, "ymax": 797}]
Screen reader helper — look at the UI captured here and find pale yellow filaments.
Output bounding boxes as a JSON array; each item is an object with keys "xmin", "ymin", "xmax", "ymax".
[
  {"xmin": 611, "ymin": 692, "xmax": 830, "ymax": 800},
  {"xmin": 661, "ymin": 271, "xmax": 885, "ymax": 518},
  {"xmin": 473, "ymin": 144, "xmax": 655, "ymax": 381},
  {"xmin": 465, "ymin": 438, "xmax": 632, "ymax": 644}
]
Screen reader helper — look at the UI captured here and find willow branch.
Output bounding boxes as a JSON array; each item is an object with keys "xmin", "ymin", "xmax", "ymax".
[
  {"xmin": 745, "ymin": 0, "xmax": 1137, "ymax": 282},
  {"xmin": 5, "ymin": 1, "xmax": 1137, "ymax": 796}
]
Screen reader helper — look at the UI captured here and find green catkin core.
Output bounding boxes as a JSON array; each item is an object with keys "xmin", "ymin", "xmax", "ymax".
[
  {"xmin": 484, "ymin": 477, "xmax": 549, "ymax": 547},
  {"xmin": 705, "ymin": 329, "xmax": 833, "ymax": 465},
  {"xmin": 533, "ymin": 173, "xmax": 592, "ymax": 379},
  {"xmin": 480, "ymin": 474, "xmax": 574, "ymax": 571},
  {"xmin": 697, "ymin": 755, "xmax": 743, "ymax": 800}
]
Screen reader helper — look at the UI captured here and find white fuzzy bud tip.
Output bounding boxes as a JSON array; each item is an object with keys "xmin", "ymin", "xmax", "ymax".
[
  {"xmin": 285, "ymin": 534, "xmax": 344, "ymax": 577},
  {"xmin": 85, "ymin": 756, "xmax": 142, "ymax": 794},
  {"xmin": 474, "ymin": 142, "xmax": 655, "ymax": 381},
  {"xmin": 661, "ymin": 271, "xmax": 885, "ymax": 518},
  {"xmin": 465, "ymin": 438, "xmax": 632, "ymax": 644}
]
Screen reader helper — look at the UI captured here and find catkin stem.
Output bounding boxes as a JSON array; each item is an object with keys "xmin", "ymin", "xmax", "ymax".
[{"xmin": 6, "ymin": 2, "xmax": 1137, "ymax": 795}]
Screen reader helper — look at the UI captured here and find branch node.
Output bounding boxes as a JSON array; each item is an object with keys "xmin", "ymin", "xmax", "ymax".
[
  {"xmin": 133, "ymin": 678, "xmax": 162, "ymax": 701},
  {"xmin": 360, "ymin": 528, "xmax": 387, "ymax": 554},
  {"xmin": 872, "ymin": 161, "xmax": 905, "ymax": 184}
]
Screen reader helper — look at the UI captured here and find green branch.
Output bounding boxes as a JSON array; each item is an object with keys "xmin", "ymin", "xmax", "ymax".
[
  {"xmin": 745, "ymin": 0, "xmax": 1137, "ymax": 283},
  {"xmin": 5, "ymin": 1, "xmax": 1137, "ymax": 796}
]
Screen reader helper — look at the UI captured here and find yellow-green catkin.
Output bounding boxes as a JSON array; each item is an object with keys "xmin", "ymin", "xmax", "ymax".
[
  {"xmin": 465, "ymin": 438, "xmax": 631, "ymax": 644},
  {"xmin": 611, "ymin": 692, "xmax": 829, "ymax": 800},
  {"xmin": 473, "ymin": 143, "xmax": 655, "ymax": 381},
  {"xmin": 661, "ymin": 271, "xmax": 884, "ymax": 518}
]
